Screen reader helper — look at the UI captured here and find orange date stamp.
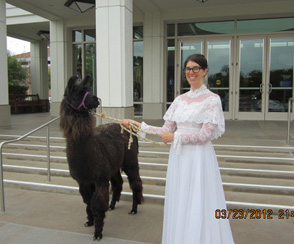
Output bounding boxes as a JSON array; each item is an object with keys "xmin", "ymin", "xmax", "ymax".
[
  {"xmin": 215, "ymin": 209, "xmax": 294, "ymax": 219},
  {"xmin": 215, "ymin": 209, "xmax": 273, "ymax": 219}
]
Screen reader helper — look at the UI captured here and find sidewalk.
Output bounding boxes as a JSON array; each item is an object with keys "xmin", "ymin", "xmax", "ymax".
[{"xmin": 1, "ymin": 188, "xmax": 294, "ymax": 244}]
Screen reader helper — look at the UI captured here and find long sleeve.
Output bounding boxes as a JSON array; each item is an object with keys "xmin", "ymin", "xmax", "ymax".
[
  {"xmin": 174, "ymin": 122, "xmax": 216, "ymax": 145},
  {"xmin": 140, "ymin": 96, "xmax": 178, "ymax": 135},
  {"xmin": 140, "ymin": 120, "xmax": 176, "ymax": 135}
]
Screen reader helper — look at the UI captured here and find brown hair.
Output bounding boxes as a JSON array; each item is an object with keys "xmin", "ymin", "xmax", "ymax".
[{"xmin": 184, "ymin": 54, "xmax": 208, "ymax": 69}]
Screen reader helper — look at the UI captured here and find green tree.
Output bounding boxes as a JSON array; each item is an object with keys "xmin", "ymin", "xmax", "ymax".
[{"xmin": 7, "ymin": 52, "xmax": 28, "ymax": 94}]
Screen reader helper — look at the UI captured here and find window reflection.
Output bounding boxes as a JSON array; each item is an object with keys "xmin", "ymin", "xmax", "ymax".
[
  {"xmin": 167, "ymin": 39, "xmax": 175, "ymax": 102},
  {"xmin": 84, "ymin": 29, "xmax": 96, "ymax": 42},
  {"xmin": 207, "ymin": 41, "xmax": 230, "ymax": 111},
  {"xmin": 178, "ymin": 21, "xmax": 234, "ymax": 36},
  {"xmin": 73, "ymin": 30, "xmax": 82, "ymax": 42},
  {"xmin": 237, "ymin": 18, "xmax": 294, "ymax": 34},
  {"xmin": 180, "ymin": 42, "xmax": 202, "ymax": 94},
  {"xmin": 133, "ymin": 26, "xmax": 143, "ymax": 39},
  {"xmin": 239, "ymin": 39, "xmax": 264, "ymax": 112},
  {"xmin": 73, "ymin": 44, "xmax": 82, "ymax": 78},
  {"xmin": 85, "ymin": 43, "xmax": 96, "ymax": 94},
  {"xmin": 269, "ymin": 38, "xmax": 294, "ymax": 112},
  {"xmin": 133, "ymin": 39, "xmax": 143, "ymax": 116},
  {"xmin": 134, "ymin": 104, "xmax": 143, "ymax": 117},
  {"xmin": 72, "ymin": 30, "xmax": 96, "ymax": 94}
]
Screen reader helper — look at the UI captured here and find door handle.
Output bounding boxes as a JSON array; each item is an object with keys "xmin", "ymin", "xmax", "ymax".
[
  {"xmin": 268, "ymin": 83, "xmax": 272, "ymax": 93},
  {"xmin": 259, "ymin": 83, "xmax": 263, "ymax": 93}
]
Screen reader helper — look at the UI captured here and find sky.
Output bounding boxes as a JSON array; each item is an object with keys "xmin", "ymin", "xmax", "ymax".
[{"xmin": 7, "ymin": 36, "xmax": 30, "ymax": 55}]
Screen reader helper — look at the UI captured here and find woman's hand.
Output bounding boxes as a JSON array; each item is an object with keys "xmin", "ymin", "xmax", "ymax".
[
  {"xmin": 160, "ymin": 131, "xmax": 174, "ymax": 144},
  {"xmin": 121, "ymin": 119, "xmax": 141, "ymax": 129}
]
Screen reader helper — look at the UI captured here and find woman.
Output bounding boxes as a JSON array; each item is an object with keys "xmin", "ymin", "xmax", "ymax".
[{"xmin": 121, "ymin": 54, "xmax": 235, "ymax": 244}]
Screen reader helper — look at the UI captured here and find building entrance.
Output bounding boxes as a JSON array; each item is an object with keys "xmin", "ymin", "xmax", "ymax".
[
  {"xmin": 236, "ymin": 36, "xmax": 293, "ymax": 120},
  {"xmin": 176, "ymin": 35, "xmax": 293, "ymax": 120}
]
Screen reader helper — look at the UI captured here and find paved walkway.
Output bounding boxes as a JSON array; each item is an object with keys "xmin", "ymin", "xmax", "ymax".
[
  {"xmin": 0, "ymin": 112, "xmax": 293, "ymax": 146},
  {"xmin": 0, "ymin": 113, "xmax": 294, "ymax": 244},
  {"xmin": 1, "ymin": 188, "xmax": 294, "ymax": 244}
]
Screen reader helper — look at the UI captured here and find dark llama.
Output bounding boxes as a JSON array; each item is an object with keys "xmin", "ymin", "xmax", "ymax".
[{"xmin": 60, "ymin": 75, "xmax": 143, "ymax": 241}]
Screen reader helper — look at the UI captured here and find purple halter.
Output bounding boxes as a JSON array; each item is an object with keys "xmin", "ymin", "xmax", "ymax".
[{"xmin": 69, "ymin": 91, "xmax": 90, "ymax": 111}]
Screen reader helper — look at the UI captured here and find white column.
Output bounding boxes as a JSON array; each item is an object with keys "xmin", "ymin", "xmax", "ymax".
[
  {"xmin": 30, "ymin": 41, "xmax": 49, "ymax": 99},
  {"xmin": 96, "ymin": 0, "xmax": 133, "ymax": 122},
  {"xmin": 0, "ymin": 0, "xmax": 11, "ymax": 126},
  {"xmin": 143, "ymin": 12, "xmax": 164, "ymax": 120},
  {"xmin": 50, "ymin": 20, "xmax": 70, "ymax": 116}
]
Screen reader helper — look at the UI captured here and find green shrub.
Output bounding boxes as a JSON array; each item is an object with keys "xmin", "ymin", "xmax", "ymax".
[{"xmin": 9, "ymin": 84, "xmax": 28, "ymax": 95}]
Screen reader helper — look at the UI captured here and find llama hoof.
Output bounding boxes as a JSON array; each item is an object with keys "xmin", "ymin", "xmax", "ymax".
[
  {"xmin": 93, "ymin": 233, "xmax": 103, "ymax": 241},
  {"xmin": 109, "ymin": 206, "xmax": 115, "ymax": 211},
  {"xmin": 84, "ymin": 221, "xmax": 94, "ymax": 227},
  {"xmin": 128, "ymin": 209, "xmax": 137, "ymax": 215}
]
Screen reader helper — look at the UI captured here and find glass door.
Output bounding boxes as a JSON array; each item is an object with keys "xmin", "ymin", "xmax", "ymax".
[
  {"xmin": 236, "ymin": 38, "xmax": 265, "ymax": 120},
  {"xmin": 178, "ymin": 41, "xmax": 203, "ymax": 95},
  {"xmin": 236, "ymin": 36, "xmax": 294, "ymax": 120},
  {"xmin": 178, "ymin": 39, "xmax": 232, "ymax": 118},
  {"xmin": 265, "ymin": 36, "xmax": 294, "ymax": 120},
  {"xmin": 207, "ymin": 39, "xmax": 232, "ymax": 119}
]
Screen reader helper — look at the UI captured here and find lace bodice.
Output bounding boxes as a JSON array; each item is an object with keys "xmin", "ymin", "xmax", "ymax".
[{"xmin": 141, "ymin": 85, "xmax": 225, "ymax": 153}]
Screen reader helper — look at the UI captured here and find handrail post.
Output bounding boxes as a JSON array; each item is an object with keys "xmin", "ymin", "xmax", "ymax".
[
  {"xmin": 0, "ymin": 145, "xmax": 5, "ymax": 212},
  {"xmin": 98, "ymin": 98, "xmax": 102, "ymax": 125},
  {"xmin": 47, "ymin": 126, "xmax": 51, "ymax": 182},
  {"xmin": 287, "ymin": 98, "xmax": 294, "ymax": 145}
]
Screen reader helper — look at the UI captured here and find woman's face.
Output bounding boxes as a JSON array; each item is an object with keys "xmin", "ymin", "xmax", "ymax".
[{"xmin": 185, "ymin": 60, "xmax": 208, "ymax": 90}]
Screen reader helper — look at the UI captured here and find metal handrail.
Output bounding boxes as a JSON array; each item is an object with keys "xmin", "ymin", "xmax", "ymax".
[
  {"xmin": 287, "ymin": 98, "xmax": 294, "ymax": 144},
  {"xmin": 0, "ymin": 116, "xmax": 60, "ymax": 212}
]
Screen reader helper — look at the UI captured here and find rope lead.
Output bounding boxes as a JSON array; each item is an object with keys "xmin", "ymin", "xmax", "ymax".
[{"xmin": 91, "ymin": 111, "xmax": 165, "ymax": 149}]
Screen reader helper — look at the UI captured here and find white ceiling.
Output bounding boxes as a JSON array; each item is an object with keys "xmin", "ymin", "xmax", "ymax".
[{"xmin": 6, "ymin": 0, "xmax": 294, "ymax": 42}]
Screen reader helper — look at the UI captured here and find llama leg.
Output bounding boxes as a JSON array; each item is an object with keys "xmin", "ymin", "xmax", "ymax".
[
  {"xmin": 109, "ymin": 171, "xmax": 123, "ymax": 210},
  {"xmin": 123, "ymin": 165, "xmax": 143, "ymax": 215},
  {"xmin": 91, "ymin": 181, "xmax": 110, "ymax": 241},
  {"xmin": 79, "ymin": 183, "xmax": 95, "ymax": 227}
]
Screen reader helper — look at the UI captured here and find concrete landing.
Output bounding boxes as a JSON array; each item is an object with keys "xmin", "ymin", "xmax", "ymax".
[{"xmin": 1, "ymin": 188, "xmax": 294, "ymax": 244}]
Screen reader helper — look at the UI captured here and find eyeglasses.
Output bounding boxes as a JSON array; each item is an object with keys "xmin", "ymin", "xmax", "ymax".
[{"xmin": 183, "ymin": 66, "xmax": 202, "ymax": 73}]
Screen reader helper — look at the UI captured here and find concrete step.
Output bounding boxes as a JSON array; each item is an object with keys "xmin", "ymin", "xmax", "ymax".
[
  {"xmin": 225, "ymin": 191, "xmax": 294, "ymax": 207},
  {"xmin": 2, "ymin": 155, "xmax": 168, "ymax": 173},
  {"xmin": 220, "ymin": 167, "xmax": 294, "ymax": 179},
  {"xmin": 2, "ymin": 171, "xmax": 165, "ymax": 204},
  {"xmin": 222, "ymin": 174, "xmax": 294, "ymax": 187},
  {"xmin": 219, "ymin": 161, "xmax": 294, "ymax": 171},
  {"xmin": 2, "ymin": 164, "xmax": 167, "ymax": 186},
  {"xmin": 0, "ymin": 135, "xmax": 66, "ymax": 146}
]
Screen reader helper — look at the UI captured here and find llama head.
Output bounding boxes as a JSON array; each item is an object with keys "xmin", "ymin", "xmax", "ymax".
[{"xmin": 64, "ymin": 75, "xmax": 100, "ymax": 112}]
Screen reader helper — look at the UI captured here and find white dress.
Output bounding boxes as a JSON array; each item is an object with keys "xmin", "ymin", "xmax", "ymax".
[{"xmin": 141, "ymin": 85, "xmax": 235, "ymax": 244}]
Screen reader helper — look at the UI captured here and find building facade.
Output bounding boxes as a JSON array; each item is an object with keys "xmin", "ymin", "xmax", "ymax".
[{"xmin": 1, "ymin": 0, "xmax": 294, "ymax": 126}]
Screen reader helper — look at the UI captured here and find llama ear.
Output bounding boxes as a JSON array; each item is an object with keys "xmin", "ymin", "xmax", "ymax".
[
  {"xmin": 67, "ymin": 76, "xmax": 79, "ymax": 89},
  {"xmin": 82, "ymin": 75, "xmax": 92, "ymax": 86},
  {"xmin": 64, "ymin": 76, "xmax": 79, "ymax": 95}
]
